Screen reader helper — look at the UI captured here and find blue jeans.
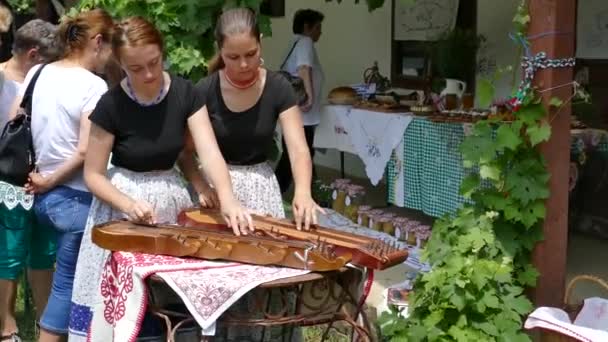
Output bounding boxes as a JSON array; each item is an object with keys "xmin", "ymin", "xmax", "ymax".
[{"xmin": 34, "ymin": 185, "xmax": 92, "ymax": 335}]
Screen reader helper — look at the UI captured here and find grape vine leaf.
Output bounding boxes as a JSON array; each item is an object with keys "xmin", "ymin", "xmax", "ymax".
[
  {"xmin": 496, "ymin": 122, "xmax": 523, "ymax": 151},
  {"xmin": 482, "ymin": 292, "xmax": 500, "ymax": 309},
  {"xmin": 505, "ymin": 160, "xmax": 550, "ymax": 205},
  {"xmin": 480, "ymin": 164, "xmax": 501, "ymax": 181},
  {"xmin": 549, "ymin": 97, "xmax": 564, "ymax": 108},
  {"xmin": 477, "ymin": 78, "xmax": 495, "ymax": 109},
  {"xmin": 527, "ymin": 122, "xmax": 552, "ymax": 146},
  {"xmin": 516, "ymin": 103, "xmax": 546, "ymax": 125},
  {"xmin": 518, "ymin": 264, "xmax": 540, "ymax": 287},
  {"xmin": 460, "ymin": 174, "xmax": 480, "ymax": 198}
]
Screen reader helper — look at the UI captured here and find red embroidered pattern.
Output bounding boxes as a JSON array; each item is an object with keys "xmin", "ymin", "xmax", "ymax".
[
  {"xmin": 100, "ymin": 252, "xmax": 200, "ymax": 324},
  {"xmin": 100, "ymin": 255, "xmax": 133, "ymax": 324}
]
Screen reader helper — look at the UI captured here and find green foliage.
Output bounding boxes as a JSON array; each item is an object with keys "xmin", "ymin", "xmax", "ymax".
[
  {"xmin": 476, "ymin": 66, "xmax": 514, "ymax": 108},
  {"xmin": 380, "ymin": 2, "xmax": 552, "ymax": 340},
  {"xmin": 74, "ymin": 0, "xmax": 268, "ymax": 81},
  {"xmin": 6, "ymin": 0, "xmax": 35, "ymax": 14},
  {"xmin": 380, "ymin": 90, "xmax": 548, "ymax": 342}
]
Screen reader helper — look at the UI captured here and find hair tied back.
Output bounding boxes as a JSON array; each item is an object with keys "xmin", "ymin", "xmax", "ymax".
[{"xmin": 67, "ymin": 22, "xmax": 79, "ymax": 41}]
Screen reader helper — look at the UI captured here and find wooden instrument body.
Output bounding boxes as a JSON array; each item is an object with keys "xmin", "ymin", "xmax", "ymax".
[
  {"xmin": 91, "ymin": 220, "xmax": 350, "ymax": 272},
  {"xmin": 177, "ymin": 208, "xmax": 408, "ymax": 270}
]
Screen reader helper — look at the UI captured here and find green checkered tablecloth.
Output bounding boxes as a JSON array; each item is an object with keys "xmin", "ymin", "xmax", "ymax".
[
  {"xmin": 387, "ymin": 123, "xmax": 608, "ymax": 218},
  {"xmin": 387, "ymin": 118, "xmax": 469, "ymax": 218}
]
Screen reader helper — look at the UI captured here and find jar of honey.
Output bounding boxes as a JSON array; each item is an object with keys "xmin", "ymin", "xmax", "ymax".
[
  {"xmin": 406, "ymin": 221, "xmax": 420, "ymax": 246},
  {"xmin": 367, "ymin": 209, "xmax": 384, "ymax": 229},
  {"xmin": 376, "ymin": 215, "xmax": 392, "ymax": 233},
  {"xmin": 416, "ymin": 226, "xmax": 432, "ymax": 249},
  {"xmin": 344, "ymin": 184, "xmax": 366, "ymax": 221},
  {"xmin": 357, "ymin": 205, "xmax": 372, "ymax": 227},
  {"xmin": 392, "ymin": 217, "xmax": 409, "ymax": 241}
]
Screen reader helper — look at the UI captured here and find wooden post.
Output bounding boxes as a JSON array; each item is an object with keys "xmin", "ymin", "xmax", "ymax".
[{"xmin": 528, "ymin": 0, "xmax": 576, "ymax": 308}]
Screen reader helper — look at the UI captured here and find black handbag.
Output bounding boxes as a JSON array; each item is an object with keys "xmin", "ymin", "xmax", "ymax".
[
  {"xmin": 0, "ymin": 64, "xmax": 46, "ymax": 186},
  {"xmin": 278, "ymin": 39, "xmax": 308, "ymax": 106}
]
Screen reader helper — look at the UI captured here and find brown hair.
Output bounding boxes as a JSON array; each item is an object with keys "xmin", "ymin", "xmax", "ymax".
[
  {"xmin": 207, "ymin": 7, "xmax": 261, "ymax": 74},
  {"xmin": 58, "ymin": 8, "xmax": 114, "ymax": 58},
  {"xmin": 112, "ymin": 16, "xmax": 164, "ymax": 61},
  {"xmin": 0, "ymin": 4, "xmax": 12, "ymax": 33}
]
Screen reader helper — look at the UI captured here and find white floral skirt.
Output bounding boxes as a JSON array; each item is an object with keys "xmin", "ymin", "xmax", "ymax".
[
  {"xmin": 68, "ymin": 167, "xmax": 194, "ymax": 341},
  {"xmin": 216, "ymin": 162, "xmax": 300, "ymax": 342},
  {"xmin": 227, "ymin": 162, "xmax": 285, "ymax": 219}
]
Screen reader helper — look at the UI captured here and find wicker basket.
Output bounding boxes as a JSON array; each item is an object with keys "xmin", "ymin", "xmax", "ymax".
[{"xmin": 540, "ymin": 275, "xmax": 608, "ymax": 342}]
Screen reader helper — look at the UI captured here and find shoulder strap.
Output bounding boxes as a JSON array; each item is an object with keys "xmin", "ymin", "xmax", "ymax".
[
  {"xmin": 280, "ymin": 38, "xmax": 300, "ymax": 71},
  {"xmin": 19, "ymin": 64, "xmax": 47, "ymax": 117}
]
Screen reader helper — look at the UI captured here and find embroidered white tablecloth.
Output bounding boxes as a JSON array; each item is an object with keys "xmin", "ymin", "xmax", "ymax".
[
  {"xmin": 88, "ymin": 252, "xmax": 308, "ymax": 342},
  {"xmin": 314, "ymin": 105, "xmax": 356, "ymax": 154},
  {"xmin": 315, "ymin": 105, "xmax": 413, "ymax": 186}
]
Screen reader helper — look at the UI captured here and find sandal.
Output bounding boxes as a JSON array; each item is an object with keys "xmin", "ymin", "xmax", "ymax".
[{"xmin": 0, "ymin": 333, "xmax": 22, "ymax": 342}]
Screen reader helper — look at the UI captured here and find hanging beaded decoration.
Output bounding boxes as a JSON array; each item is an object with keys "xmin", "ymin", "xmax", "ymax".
[
  {"xmin": 126, "ymin": 75, "xmax": 166, "ymax": 106},
  {"xmin": 510, "ymin": 52, "xmax": 576, "ymax": 109}
]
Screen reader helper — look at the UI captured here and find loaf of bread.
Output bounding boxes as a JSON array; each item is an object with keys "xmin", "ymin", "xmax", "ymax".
[{"xmin": 328, "ymin": 86, "xmax": 359, "ymax": 105}]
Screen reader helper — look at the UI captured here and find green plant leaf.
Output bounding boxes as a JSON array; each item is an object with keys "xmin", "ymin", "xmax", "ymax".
[
  {"xmin": 505, "ymin": 160, "xmax": 550, "ymax": 205},
  {"xmin": 496, "ymin": 123, "xmax": 523, "ymax": 151},
  {"xmin": 482, "ymin": 292, "xmax": 500, "ymax": 309},
  {"xmin": 451, "ymin": 289, "xmax": 466, "ymax": 310},
  {"xmin": 518, "ymin": 264, "xmax": 540, "ymax": 287},
  {"xmin": 474, "ymin": 322, "xmax": 500, "ymax": 336},
  {"xmin": 460, "ymin": 174, "xmax": 480, "ymax": 198},
  {"xmin": 520, "ymin": 200, "xmax": 547, "ymax": 228},
  {"xmin": 508, "ymin": 295, "xmax": 534, "ymax": 315},
  {"xmin": 527, "ymin": 122, "xmax": 552, "ymax": 146},
  {"xmin": 460, "ymin": 122, "xmax": 496, "ymax": 164},
  {"xmin": 516, "ymin": 103, "xmax": 546, "ymax": 125},
  {"xmin": 549, "ymin": 97, "xmax": 564, "ymax": 108},
  {"xmin": 480, "ymin": 164, "xmax": 501, "ymax": 181},
  {"xmin": 477, "ymin": 78, "xmax": 495, "ymax": 109},
  {"xmin": 494, "ymin": 264, "xmax": 513, "ymax": 283}
]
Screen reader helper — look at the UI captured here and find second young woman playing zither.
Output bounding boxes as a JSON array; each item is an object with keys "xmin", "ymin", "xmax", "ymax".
[
  {"xmin": 68, "ymin": 16, "xmax": 252, "ymax": 341},
  {"xmin": 182, "ymin": 8, "xmax": 323, "ymax": 341},
  {"xmin": 189, "ymin": 7, "xmax": 323, "ymax": 230}
]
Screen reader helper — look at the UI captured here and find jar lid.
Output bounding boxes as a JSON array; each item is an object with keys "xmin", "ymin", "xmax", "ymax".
[
  {"xmin": 416, "ymin": 230, "xmax": 432, "ymax": 239},
  {"xmin": 330, "ymin": 179, "xmax": 351, "ymax": 188},
  {"xmin": 347, "ymin": 184, "xmax": 366, "ymax": 196},
  {"xmin": 368, "ymin": 209, "xmax": 384, "ymax": 215},
  {"xmin": 392, "ymin": 217, "xmax": 409, "ymax": 224},
  {"xmin": 358, "ymin": 205, "xmax": 372, "ymax": 213}
]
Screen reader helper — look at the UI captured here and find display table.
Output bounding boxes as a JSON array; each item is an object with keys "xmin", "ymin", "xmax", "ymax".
[
  {"xmin": 146, "ymin": 267, "xmax": 372, "ymax": 342},
  {"xmin": 316, "ymin": 105, "xmax": 608, "ymax": 220},
  {"xmin": 315, "ymin": 105, "xmax": 468, "ymax": 218}
]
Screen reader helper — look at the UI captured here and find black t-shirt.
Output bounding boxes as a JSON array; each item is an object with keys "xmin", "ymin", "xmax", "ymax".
[
  {"xmin": 194, "ymin": 70, "xmax": 297, "ymax": 165},
  {"xmin": 89, "ymin": 75, "xmax": 200, "ymax": 172}
]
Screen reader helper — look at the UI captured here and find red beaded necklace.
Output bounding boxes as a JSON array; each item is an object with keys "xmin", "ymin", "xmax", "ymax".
[{"xmin": 223, "ymin": 68, "xmax": 260, "ymax": 89}]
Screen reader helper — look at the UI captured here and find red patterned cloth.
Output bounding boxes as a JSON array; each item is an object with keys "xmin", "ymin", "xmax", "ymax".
[{"xmin": 88, "ymin": 252, "xmax": 308, "ymax": 342}]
